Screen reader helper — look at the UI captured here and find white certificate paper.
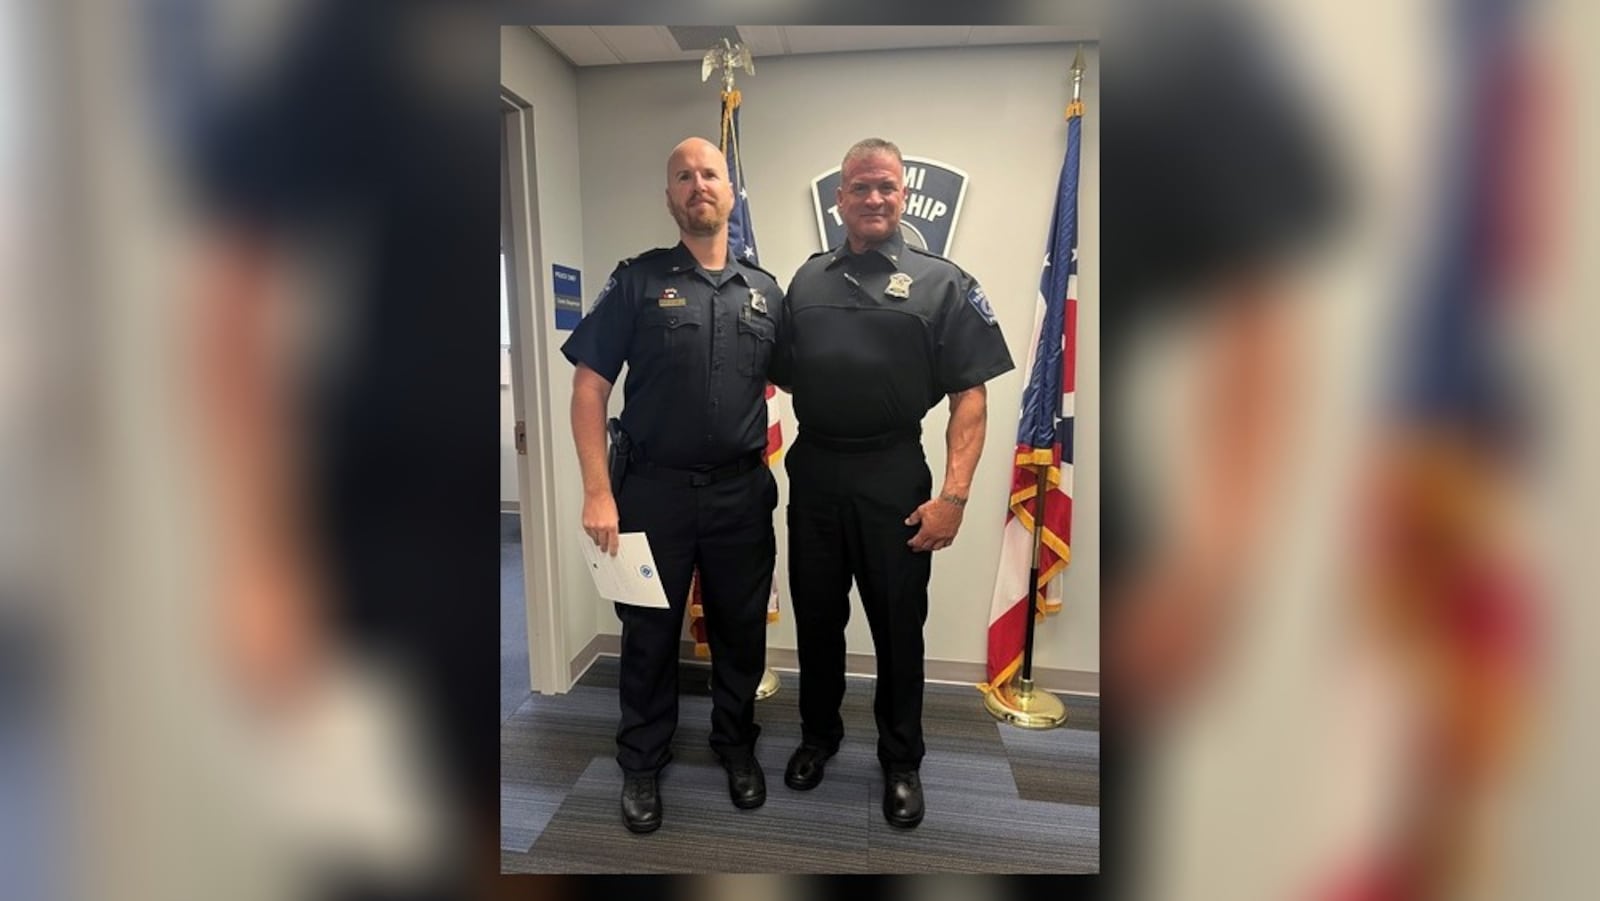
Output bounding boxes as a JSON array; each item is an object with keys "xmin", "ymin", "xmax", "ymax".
[{"xmin": 579, "ymin": 532, "xmax": 669, "ymax": 608}]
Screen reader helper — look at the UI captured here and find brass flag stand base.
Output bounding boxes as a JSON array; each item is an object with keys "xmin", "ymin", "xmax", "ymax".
[
  {"xmin": 985, "ymin": 456, "xmax": 1073, "ymax": 730},
  {"xmin": 710, "ymin": 666, "xmax": 781, "ymax": 700},
  {"xmin": 984, "ymin": 677, "xmax": 1067, "ymax": 729},
  {"xmin": 755, "ymin": 667, "xmax": 780, "ymax": 700}
]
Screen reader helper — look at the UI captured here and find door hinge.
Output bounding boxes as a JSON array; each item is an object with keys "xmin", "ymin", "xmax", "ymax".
[{"xmin": 515, "ymin": 420, "xmax": 527, "ymax": 455}]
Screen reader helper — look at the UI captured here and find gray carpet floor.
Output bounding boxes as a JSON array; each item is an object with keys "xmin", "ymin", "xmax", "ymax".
[
  {"xmin": 500, "ymin": 656, "xmax": 1099, "ymax": 874},
  {"xmin": 502, "ymin": 513, "xmax": 531, "ymax": 724}
]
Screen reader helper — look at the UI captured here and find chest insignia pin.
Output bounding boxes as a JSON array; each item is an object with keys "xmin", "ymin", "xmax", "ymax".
[{"xmin": 885, "ymin": 272, "xmax": 913, "ymax": 300}]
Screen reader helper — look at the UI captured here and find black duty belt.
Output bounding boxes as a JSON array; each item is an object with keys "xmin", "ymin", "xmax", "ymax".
[
  {"xmin": 800, "ymin": 427, "xmax": 921, "ymax": 453},
  {"xmin": 628, "ymin": 451, "xmax": 765, "ymax": 487}
]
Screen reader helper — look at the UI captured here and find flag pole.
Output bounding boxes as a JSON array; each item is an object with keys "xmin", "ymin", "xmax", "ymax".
[
  {"xmin": 699, "ymin": 38, "xmax": 781, "ymax": 702},
  {"xmin": 983, "ymin": 462, "xmax": 1069, "ymax": 727},
  {"xmin": 984, "ymin": 45, "xmax": 1087, "ymax": 729},
  {"xmin": 1020, "ymin": 462, "xmax": 1048, "ymax": 682}
]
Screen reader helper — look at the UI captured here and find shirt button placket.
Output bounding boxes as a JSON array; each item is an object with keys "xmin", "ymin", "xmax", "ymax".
[{"xmin": 708, "ymin": 290, "xmax": 718, "ymax": 442}]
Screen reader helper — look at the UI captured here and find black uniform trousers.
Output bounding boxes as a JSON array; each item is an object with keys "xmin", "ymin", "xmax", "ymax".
[
  {"xmin": 785, "ymin": 433, "xmax": 933, "ymax": 773},
  {"xmin": 613, "ymin": 462, "xmax": 776, "ymax": 775}
]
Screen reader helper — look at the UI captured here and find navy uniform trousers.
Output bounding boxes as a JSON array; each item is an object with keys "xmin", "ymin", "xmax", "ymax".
[
  {"xmin": 613, "ymin": 461, "xmax": 776, "ymax": 775},
  {"xmin": 785, "ymin": 432, "xmax": 933, "ymax": 773}
]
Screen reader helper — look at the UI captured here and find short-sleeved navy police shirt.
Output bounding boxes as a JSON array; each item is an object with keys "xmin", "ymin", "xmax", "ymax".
[
  {"xmin": 771, "ymin": 231, "xmax": 1014, "ymax": 439},
  {"xmin": 560, "ymin": 243, "xmax": 784, "ymax": 470}
]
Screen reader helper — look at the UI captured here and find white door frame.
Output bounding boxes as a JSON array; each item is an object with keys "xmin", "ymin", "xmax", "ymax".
[{"xmin": 501, "ymin": 91, "xmax": 569, "ymax": 694}]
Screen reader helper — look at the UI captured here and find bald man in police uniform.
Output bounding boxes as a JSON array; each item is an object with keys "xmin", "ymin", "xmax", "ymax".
[
  {"xmin": 771, "ymin": 138, "xmax": 1014, "ymax": 828},
  {"xmin": 562, "ymin": 137, "xmax": 782, "ymax": 834}
]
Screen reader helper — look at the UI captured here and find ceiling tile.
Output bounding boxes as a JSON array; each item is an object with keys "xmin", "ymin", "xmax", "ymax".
[
  {"xmin": 530, "ymin": 26, "xmax": 619, "ymax": 67},
  {"xmin": 593, "ymin": 26, "xmax": 680, "ymax": 63},
  {"xmin": 734, "ymin": 26, "xmax": 786, "ymax": 58},
  {"xmin": 663, "ymin": 25, "xmax": 744, "ymax": 53},
  {"xmin": 967, "ymin": 23, "xmax": 1100, "ymax": 44},
  {"xmin": 780, "ymin": 25, "xmax": 973, "ymax": 55}
]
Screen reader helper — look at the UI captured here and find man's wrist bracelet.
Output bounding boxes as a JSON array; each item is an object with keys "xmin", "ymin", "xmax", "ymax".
[{"xmin": 939, "ymin": 492, "xmax": 967, "ymax": 508}]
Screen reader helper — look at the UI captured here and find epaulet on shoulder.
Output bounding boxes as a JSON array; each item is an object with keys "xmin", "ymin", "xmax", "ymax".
[
  {"xmin": 617, "ymin": 247, "xmax": 673, "ymax": 269},
  {"xmin": 907, "ymin": 244, "xmax": 968, "ymax": 277},
  {"xmin": 736, "ymin": 256, "xmax": 779, "ymax": 281}
]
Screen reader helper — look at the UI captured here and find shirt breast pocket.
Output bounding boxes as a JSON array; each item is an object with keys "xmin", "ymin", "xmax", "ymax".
[
  {"xmin": 736, "ymin": 314, "xmax": 776, "ymax": 378},
  {"xmin": 637, "ymin": 306, "xmax": 704, "ymax": 365}
]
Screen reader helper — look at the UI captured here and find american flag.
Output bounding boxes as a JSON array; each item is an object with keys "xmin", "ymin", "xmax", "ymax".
[
  {"xmin": 719, "ymin": 89, "xmax": 786, "ymax": 474},
  {"xmin": 689, "ymin": 88, "xmax": 783, "ymax": 657},
  {"xmin": 982, "ymin": 98, "xmax": 1083, "ymax": 690}
]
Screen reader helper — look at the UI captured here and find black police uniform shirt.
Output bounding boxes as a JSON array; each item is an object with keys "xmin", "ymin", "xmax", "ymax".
[
  {"xmin": 560, "ymin": 243, "xmax": 784, "ymax": 470},
  {"xmin": 771, "ymin": 231, "xmax": 1014, "ymax": 438}
]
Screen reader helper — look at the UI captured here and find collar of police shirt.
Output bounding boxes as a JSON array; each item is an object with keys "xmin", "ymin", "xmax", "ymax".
[
  {"xmin": 663, "ymin": 242, "xmax": 745, "ymax": 287},
  {"xmin": 825, "ymin": 229, "xmax": 906, "ymax": 271}
]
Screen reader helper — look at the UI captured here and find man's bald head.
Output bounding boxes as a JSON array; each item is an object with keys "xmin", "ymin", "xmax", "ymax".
[
  {"xmin": 666, "ymin": 137, "xmax": 725, "ymax": 183},
  {"xmin": 664, "ymin": 137, "xmax": 734, "ymax": 238}
]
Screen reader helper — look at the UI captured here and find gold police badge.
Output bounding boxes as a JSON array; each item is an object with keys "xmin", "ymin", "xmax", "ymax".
[{"xmin": 885, "ymin": 272, "xmax": 914, "ymax": 299}]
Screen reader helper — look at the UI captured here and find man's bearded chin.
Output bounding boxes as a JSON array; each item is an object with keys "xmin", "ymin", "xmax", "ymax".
[{"xmin": 674, "ymin": 202, "xmax": 724, "ymax": 236}]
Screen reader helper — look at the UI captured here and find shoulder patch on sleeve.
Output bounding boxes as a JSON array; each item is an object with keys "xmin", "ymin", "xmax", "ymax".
[
  {"xmin": 592, "ymin": 273, "xmax": 619, "ymax": 309},
  {"xmin": 596, "ymin": 246, "xmax": 668, "ymax": 309},
  {"xmin": 966, "ymin": 283, "xmax": 998, "ymax": 326}
]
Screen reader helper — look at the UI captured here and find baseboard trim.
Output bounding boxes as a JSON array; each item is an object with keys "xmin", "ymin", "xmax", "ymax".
[
  {"xmin": 566, "ymin": 634, "xmax": 1098, "ymax": 697},
  {"xmin": 567, "ymin": 633, "xmax": 621, "ymax": 685},
  {"xmin": 767, "ymin": 647, "xmax": 1099, "ymax": 696},
  {"xmin": 500, "ymin": 501, "xmax": 521, "ymax": 514}
]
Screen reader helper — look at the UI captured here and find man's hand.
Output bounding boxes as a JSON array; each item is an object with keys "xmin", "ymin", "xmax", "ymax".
[
  {"xmin": 571, "ymin": 364, "xmax": 620, "ymax": 555},
  {"xmin": 583, "ymin": 491, "xmax": 620, "ymax": 556},
  {"xmin": 905, "ymin": 493, "xmax": 966, "ymax": 552}
]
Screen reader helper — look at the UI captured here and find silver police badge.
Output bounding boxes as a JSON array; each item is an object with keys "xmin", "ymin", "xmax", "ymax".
[
  {"xmin": 885, "ymin": 272, "xmax": 913, "ymax": 300},
  {"xmin": 749, "ymin": 289, "xmax": 767, "ymax": 315}
]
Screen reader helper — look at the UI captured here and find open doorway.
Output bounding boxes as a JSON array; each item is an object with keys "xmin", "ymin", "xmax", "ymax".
[
  {"xmin": 500, "ymin": 246, "xmax": 529, "ymax": 722},
  {"xmin": 501, "ymin": 92, "xmax": 568, "ymax": 713}
]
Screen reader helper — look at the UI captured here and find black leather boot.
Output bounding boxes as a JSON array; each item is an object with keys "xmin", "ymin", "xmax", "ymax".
[
  {"xmin": 723, "ymin": 756, "xmax": 767, "ymax": 809},
  {"xmin": 783, "ymin": 744, "xmax": 836, "ymax": 791},
  {"xmin": 621, "ymin": 771, "xmax": 662, "ymax": 833},
  {"xmin": 882, "ymin": 769, "xmax": 924, "ymax": 829}
]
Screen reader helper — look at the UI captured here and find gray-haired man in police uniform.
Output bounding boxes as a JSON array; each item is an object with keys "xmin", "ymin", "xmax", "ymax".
[{"xmin": 771, "ymin": 138, "xmax": 1014, "ymax": 828}]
